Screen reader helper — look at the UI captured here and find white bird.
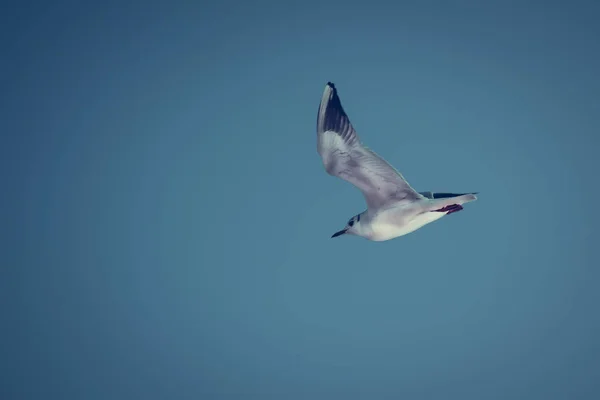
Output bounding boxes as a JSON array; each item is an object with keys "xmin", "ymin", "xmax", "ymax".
[{"xmin": 317, "ymin": 82, "xmax": 477, "ymax": 241}]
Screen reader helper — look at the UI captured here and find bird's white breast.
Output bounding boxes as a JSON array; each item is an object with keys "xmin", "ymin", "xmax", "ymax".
[{"xmin": 368, "ymin": 211, "xmax": 446, "ymax": 241}]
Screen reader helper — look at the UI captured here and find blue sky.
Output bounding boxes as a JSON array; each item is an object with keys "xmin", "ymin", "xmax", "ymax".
[{"xmin": 2, "ymin": 1, "xmax": 599, "ymax": 399}]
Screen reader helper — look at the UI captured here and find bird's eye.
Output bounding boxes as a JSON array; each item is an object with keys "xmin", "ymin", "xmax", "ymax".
[{"xmin": 348, "ymin": 219, "xmax": 354, "ymax": 227}]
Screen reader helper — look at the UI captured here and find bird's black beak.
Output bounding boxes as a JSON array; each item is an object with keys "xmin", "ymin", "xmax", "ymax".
[{"xmin": 331, "ymin": 229, "xmax": 347, "ymax": 238}]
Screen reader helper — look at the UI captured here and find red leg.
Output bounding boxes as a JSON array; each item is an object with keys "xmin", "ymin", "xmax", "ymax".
[{"xmin": 433, "ymin": 204, "xmax": 463, "ymax": 214}]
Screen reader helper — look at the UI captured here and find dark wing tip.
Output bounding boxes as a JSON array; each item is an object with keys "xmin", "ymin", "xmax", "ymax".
[{"xmin": 317, "ymin": 82, "xmax": 357, "ymax": 144}]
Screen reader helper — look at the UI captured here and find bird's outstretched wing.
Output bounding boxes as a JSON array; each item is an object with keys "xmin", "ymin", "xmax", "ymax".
[{"xmin": 316, "ymin": 82, "xmax": 423, "ymax": 211}]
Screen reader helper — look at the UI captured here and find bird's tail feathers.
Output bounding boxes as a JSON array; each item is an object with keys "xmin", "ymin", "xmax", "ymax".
[
  {"xmin": 425, "ymin": 193, "xmax": 477, "ymax": 211},
  {"xmin": 419, "ymin": 191, "xmax": 478, "ymax": 200}
]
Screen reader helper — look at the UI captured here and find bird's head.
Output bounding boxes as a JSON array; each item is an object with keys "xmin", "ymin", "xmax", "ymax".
[{"xmin": 331, "ymin": 213, "xmax": 363, "ymax": 238}]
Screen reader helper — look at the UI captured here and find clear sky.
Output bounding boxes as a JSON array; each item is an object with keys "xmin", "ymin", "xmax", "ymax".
[{"xmin": 2, "ymin": 1, "xmax": 599, "ymax": 399}]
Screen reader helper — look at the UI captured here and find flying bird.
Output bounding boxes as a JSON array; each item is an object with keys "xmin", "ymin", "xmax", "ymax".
[{"xmin": 316, "ymin": 82, "xmax": 477, "ymax": 241}]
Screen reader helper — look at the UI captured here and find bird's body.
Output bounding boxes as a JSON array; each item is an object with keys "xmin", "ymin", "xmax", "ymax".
[
  {"xmin": 316, "ymin": 82, "xmax": 477, "ymax": 241},
  {"xmin": 367, "ymin": 210, "xmax": 445, "ymax": 242},
  {"xmin": 349, "ymin": 194, "xmax": 476, "ymax": 241}
]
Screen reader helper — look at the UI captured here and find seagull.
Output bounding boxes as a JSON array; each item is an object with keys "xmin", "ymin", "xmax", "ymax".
[{"xmin": 316, "ymin": 82, "xmax": 477, "ymax": 241}]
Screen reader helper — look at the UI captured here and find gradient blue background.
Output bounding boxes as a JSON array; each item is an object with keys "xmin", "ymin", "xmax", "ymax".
[{"xmin": 2, "ymin": 1, "xmax": 599, "ymax": 399}]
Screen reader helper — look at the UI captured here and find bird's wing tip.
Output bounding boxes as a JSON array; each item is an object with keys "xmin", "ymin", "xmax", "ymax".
[
  {"xmin": 317, "ymin": 81, "xmax": 358, "ymax": 144},
  {"xmin": 323, "ymin": 82, "xmax": 337, "ymax": 99}
]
